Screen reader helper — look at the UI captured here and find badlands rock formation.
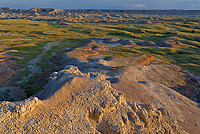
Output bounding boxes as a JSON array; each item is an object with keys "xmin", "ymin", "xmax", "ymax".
[
  {"xmin": 0, "ymin": 38, "xmax": 199, "ymax": 133},
  {"xmin": 1, "ymin": 7, "xmax": 200, "ymax": 16},
  {"xmin": 0, "ymin": 66, "xmax": 188, "ymax": 133}
]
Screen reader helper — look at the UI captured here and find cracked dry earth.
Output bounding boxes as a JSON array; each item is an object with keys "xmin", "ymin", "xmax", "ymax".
[{"xmin": 0, "ymin": 65, "xmax": 190, "ymax": 133}]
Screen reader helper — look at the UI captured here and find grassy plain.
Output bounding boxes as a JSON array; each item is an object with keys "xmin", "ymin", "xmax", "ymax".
[{"xmin": 0, "ymin": 16, "xmax": 199, "ymax": 96}]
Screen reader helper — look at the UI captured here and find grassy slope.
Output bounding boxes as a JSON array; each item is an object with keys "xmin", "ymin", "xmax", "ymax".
[{"xmin": 0, "ymin": 17, "xmax": 199, "ymax": 95}]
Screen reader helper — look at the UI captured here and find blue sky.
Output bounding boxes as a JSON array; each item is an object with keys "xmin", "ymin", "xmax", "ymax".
[{"xmin": 0, "ymin": 0, "xmax": 199, "ymax": 10}]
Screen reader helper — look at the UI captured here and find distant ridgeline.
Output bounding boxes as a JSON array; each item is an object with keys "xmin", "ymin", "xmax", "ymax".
[{"xmin": 0, "ymin": 7, "xmax": 200, "ymax": 15}]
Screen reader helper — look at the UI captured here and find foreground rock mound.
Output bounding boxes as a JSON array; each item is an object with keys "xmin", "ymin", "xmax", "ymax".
[
  {"xmin": 0, "ymin": 65, "xmax": 187, "ymax": 133},
  {"xmin": 39, "ymin": 65, "xmax": 187, "ymax": 133}
]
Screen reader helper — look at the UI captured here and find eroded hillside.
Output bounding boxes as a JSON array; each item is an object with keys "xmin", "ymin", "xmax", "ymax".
[
  {"xmin": 0, "ymin": 11, "xmax": 200, "ymax": 133},
  {"xmin": 0, "ymin": 65, "xmax": 192, "ymax": 133}
]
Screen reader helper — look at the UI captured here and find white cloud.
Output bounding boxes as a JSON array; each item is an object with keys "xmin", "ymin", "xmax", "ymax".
[{"xmin": 124, "ymin": 4, "xmax": 146, "ymax": 8}]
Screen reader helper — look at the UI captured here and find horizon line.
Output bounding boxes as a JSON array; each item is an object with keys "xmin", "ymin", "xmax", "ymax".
[{"xmin": 0, "ymin": 7, "xmax": 200, "ymax": 11}]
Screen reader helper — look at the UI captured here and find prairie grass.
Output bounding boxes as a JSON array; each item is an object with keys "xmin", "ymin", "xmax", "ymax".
[{"xmin": 0, "ymin": 16, "xmax": 200, "ymax": 95}]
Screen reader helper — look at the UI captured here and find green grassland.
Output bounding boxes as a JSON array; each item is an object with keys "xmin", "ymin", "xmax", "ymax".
[{"xmin": 0, "ymin": 15, "xmax": 199, "ymax": 96}]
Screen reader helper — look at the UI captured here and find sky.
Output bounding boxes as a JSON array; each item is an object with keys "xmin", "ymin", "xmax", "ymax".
[{"xmin": 0, "ymin": 0, "xmax": 200, "ymax": 10}]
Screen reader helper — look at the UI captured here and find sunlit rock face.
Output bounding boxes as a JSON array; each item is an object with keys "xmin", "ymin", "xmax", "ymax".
[{"xmin": 0, "ymin": 65, "xmax": 188, "ymax": 133}]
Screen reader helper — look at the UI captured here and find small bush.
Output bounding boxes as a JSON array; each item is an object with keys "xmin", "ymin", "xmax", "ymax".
[{"xmin": 191, "ymin": 30, "xmax": 196, "ymax": 33}]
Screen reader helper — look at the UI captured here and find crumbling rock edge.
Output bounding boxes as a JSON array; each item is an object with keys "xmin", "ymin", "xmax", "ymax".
[
  {"xmin": 0, "ymin": 97, "xmax": 40, "ymax": 121},
  {"xmin": 0, "ymin": 65, "xmax": 188, "ymax": 133}
]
